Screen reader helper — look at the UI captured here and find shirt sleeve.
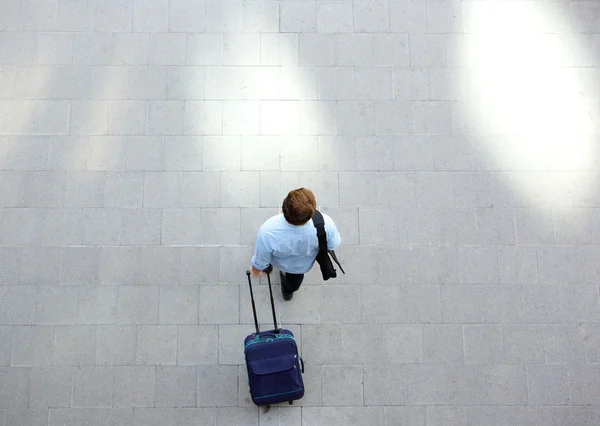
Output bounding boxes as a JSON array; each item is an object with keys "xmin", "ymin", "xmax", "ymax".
[
  {"xmin": 251, "ymin": 228, "xmax": 272, "ymax": 271},
  {"xmin": 325, "ymin": 217, "xmax": 342, "ymax": 251}
]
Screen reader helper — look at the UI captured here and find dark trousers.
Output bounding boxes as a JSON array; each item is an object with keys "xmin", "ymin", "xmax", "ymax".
[{"xmin": 281, "ymin": 272, "xmax": 304, "ymax": 294}]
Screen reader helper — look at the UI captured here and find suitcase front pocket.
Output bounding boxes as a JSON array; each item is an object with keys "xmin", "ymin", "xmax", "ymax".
[{"xmin": 247, "ymin": 354, "xmax": 303, "ymax": 401}]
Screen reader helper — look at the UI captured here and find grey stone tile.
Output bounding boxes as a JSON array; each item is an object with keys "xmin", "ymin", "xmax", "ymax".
[
  {"xmin": 35, "ymin": 287, "xmax": 78, "ymax": 325},
  {"xmin": 104, "ymin": 172, "xmax": 144, "ymax": 208},
  {"xmin": 0, "ymin": 367, "xmax": 30, "ymax": 409},
  {"xmin": 201, "ymin": 208, "xmax": 240, "ymax": 245},
  {"xmin": 197, "ymin": 365, "xmax": 238, "ymax": 407},
  {"xmin": 322, "ymin": 365, "xmax": 362, "ymax": 406},
  {"xmin": 180, "ymin": 247, "xmax": 220, "ymax": 285},
  {"xmin": 1, "ymin": 208, "xmax": 44, "ymax": 246},
  {"xmin": 418, "ymin": 246, "xmax": 458, "ymax": 285},
  {"xmin": 132, "ymin": 408, "xmax": 177, "ymax": 426},
  {"xmin": 108, "ymin": 102, "xmax": 146, "ymax": 135},
  {"xmin": 175, "ymin": 408, "xmax": 218, "ymax": 426},
  {"xmin": 522, "ymin": 407, "xmax": 597, "ymax": 426},
  {"xmin": 569, "ymin": 365, "xmax": 600, "ymax": 405},
  {"xmin": 164, "ymin": 137, "xmax": 202, "ymax": 171},
  {"xmin": 527, "ymin": 365, "xmax": 570, "ymax": 405},
  {"xmin": 436, "ymin": 208, "xmax": 477, "ymax": 245},
  {"xmin": 23, "ymin": 172, "xmax": 65, "ymax": 208},
  {"xmin": 48, "ymin": 408, "xmax": 134, "ymax": 426},
  {"xmin": 384, "ymin": 407, "xmax": 426, "ymax": 426},
  {"xmin": 415, "ymin": 172, "xmax": 454, "ymax": 207},
  {"xmin": 0, "ymin": 172, "xmax": 27, "ymax": 208},
  {"xmin": 11, "ymin": 326, "xmax": 54, "ymax": 367},
  {"xmin": 442, "ymin": 285, "xmax": 563, "ymax": 324},
  {"xmin": 220, "ymin": 172, "xmax": 260, "ymax": 208},
  {"xmin": 95, "ymin": 325, "xmax": 136, "ymax": 366},
  {"xmin": 86, "ymin": 136, "xmax": 127, "ymax": 170},
  {"xmin": 497, "ymin": 246, "xmax": 538, "ymax": 284},
  {"xmin": 199, "ymin": 285, "xmax": 240, "ymax": 324},
  {"xmin": 0, "ymin": 248, "xmax": 18, "ymax": 286},
  {"xmin": 453, "ymin": 172, "xmax": 495, "ymax": 208},
  {"xmin": 319, "ymin": 286, "xmax": 361, "ymax": 324},
  {"xmin": 358, "ymin": 208, "xmax": 398, "ymax": 246},
  {"xmin": 475, "ymin": 207, "xmax": 516, "ymax": 245},
  {"xmin": 363, "ymin": 364, "xmax": 404, "ymax": 406},
  {"xmin": 281, "ymin": 1, "xmax": 316, "ymax": 33},
  {"xmin": 458, "ymin": 246, "xmax": 499, "ymax": 284},
  {"xmin": 514, "ymin": 208, "xmax": 556, "ymax": 245},
  {"xmin": 159, "ymin": 286, "xmax": 199, "ymax": 325},
  {"xmin": 361, "ymin": 285, "xmax": 441, "ymax": 324},
  {"xmin": 301, "ymin": 325, "xmax": 342, "ymax": 365},
  {"xmin": 113, "ymin": 366, "xmax": 155, "ymax": 408},
  {"xmin": 218, "ymin": 325, "xmax": 250, "ymax": 366},
  {"xmin": 59, "ymin": 247, "xmax": 100, "ymax": 286},
  {"xmin": 343, "ymin": 407, "xmax": 384, "ymax": 426},
  {"xmin": 99, "ymin": 247, "xmax": 141, "ymax": 286},
  {"xmin": 503, "ymin": 325, "xmax": 545, "ymax": 364},
  {"xmin": 143, "ymin": 172, "xmax": 182, "ymax": 208},
  {"xmin": 542, "ymin": 324, "xmax": 586, "ymax": 365},
  {"xmin": 125, "ymin": 136, "xmax": 165, "ymax": 171},
  {"xmin": 53, "ymin": 326, "xmax": 95, "ymax": 366},
  {"xmin": 72, "ymin": 366, "xmax": 113, "ymax": 408},
  {"xmin": 279, "ymin": 286, "xmax": 321, "ymax": 325},
  {"xmin": 302, "ymin": 407, "xmax": 343, "ymax": 426},
  {"xmin": 560, "ymin": 285, "xmax": 600, "ymax": 323},
  {"xmin": 39, "ymin": 209, "xmax": 84, "ymax": 247},
  {"xmin": 382, "ymin": 324, "xmax": 423, "ymax": 364},
  {"xmin": 5, "ymin": 409, "xmax": 47, "ymax": 426},
  {"xmin": 82, "ymin": 208, "xmax": 122, "ymax": 246},
  {"xmin": 147, "ymin": 101, "xmax": 185, "ymax": 136},
  {"xmin": 405, "ymin": 364, "xmax": 527, "ymax": 405},
  {"xmin": 181, "ymin": 172, "xmax": 221, "ymax": 208},
  {"xmin": 121, "ymin": 209, "xmax": 162, "ymax": 246},
  {"xmin": 463, "ymin": 324, "xmax": 505, "ymax": 364},
  {"xmin": 423, "ymin": 324, "xmax": 464, "ymax": 364},
  {"xmin": 339, "ymin": 172, "xmax": 378, "ymax": 207},
  {"xmin": 29, "ymin": 367, "xmax": 73, "ymax": 409},
  {"xmin": 18, "ymin": 247, "xmax": 61, "ymax": 286},
  {"xmin": 155, "ymin": 366, "xmax": 196, "ymax": 407},
  {"xmin": 342, "ymin": 325, "xmax": 382, "ymax": 365},
  {"xmin": 0, "ymin": 327, "xmax": 11, "ymax": 366},
  {"xmin": 202, "ymin": 137, "xmax": 241, "ymax": 171},
  {"xmin": 167, "ymin": 68, "xmax": 205, "ymax": 101},
  {"xmin": 257, "ymin": 406, "xmax": 301, "ymax": 426},
  {"xmin": 0, "ymin": 287, "xmax": 36, "ymax": 325},
  {"xmin": 583, "ymin": 324, "xmax": 600, "ymax": 363},
  {"xmin": 219, "ymin": 246, "xmax": 253, "ymax": 285},
  {"xmin": 118, "ymin": 286, "xmax": 159, "ymax": 325},
  {"xmin": 140, "ymin": 247, "xmax": 181, "ymax": 286},
  {"xmin": 135, "ymin": 325, "xmax": 177, "ymax": 366},
  {"xmin": 374, "ymin": 101, "xmax": 411, "ymax": 135},
  {"xmin": 177, "ymin": 325, "xmax": 218, "ymax": 365}
]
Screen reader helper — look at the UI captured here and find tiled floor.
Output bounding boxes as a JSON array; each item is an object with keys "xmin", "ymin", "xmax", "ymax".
[{"xmin": 1, "ymin": 0, "xmax": 600, "ymax": 425}]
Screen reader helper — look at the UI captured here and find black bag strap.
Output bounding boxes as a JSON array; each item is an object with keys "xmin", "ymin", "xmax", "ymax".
[
  {"xmin": 330, "ymin": 250, "xmax": 345, "ymax": 274},
  {"xmin": 312, "ymin": 210, "xmax": 328, "ymax": 253}
]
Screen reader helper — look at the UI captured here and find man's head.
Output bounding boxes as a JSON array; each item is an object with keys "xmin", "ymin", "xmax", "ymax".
[{"xmin": 282, "ymin": 188, "xmax": 317, "ymax": 226}]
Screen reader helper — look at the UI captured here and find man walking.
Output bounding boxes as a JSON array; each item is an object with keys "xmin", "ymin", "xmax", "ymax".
[{"xmin": 250, "ymin": 188, "xmax": 342, "ymax": 300}]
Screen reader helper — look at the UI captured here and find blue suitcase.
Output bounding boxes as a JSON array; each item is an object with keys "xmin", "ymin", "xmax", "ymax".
[{"xmin": 244, "ymin": 270, "xmax": 305, "ymax": 408}]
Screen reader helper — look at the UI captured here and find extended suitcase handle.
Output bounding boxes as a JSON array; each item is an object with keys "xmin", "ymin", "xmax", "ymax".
[{"xmin": 246, "ymin": 269, "xmax": 280, "ymax": 335}]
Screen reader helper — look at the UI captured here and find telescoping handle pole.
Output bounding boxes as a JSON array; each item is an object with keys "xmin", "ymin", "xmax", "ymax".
[
  {"xmin": 246, "ymin": 271, "xmax": 260, "ymax": 335},
  {"xmin": 265, "ymin": 271, "xmax": 279, "ymax": 333}
]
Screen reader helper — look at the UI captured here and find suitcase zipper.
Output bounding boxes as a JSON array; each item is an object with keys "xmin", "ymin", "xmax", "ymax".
[{"xmin": 244, "ymin": 333, "xmax": 295, "ymax": 350}]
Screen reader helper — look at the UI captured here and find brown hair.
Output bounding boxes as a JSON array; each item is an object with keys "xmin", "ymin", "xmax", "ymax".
[{"xmin": 282, "ymin": 188, "xmax": 316, "ymax": 226}]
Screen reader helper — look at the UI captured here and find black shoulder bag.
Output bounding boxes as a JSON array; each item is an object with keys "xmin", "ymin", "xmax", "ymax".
[{"xmin": 312, "ymin": 210, "xmax": 345, "ymax": 281}]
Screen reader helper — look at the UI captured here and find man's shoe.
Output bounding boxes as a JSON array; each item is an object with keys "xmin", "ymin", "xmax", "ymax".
[{"xmin": 279, "ymin": 272, "xmax": 293, "ymax": 301}]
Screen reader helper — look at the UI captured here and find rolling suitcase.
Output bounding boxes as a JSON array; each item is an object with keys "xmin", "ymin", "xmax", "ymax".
[{"xmin": 244, "ymin": 270, "xmax": 305, "ymax": 409}]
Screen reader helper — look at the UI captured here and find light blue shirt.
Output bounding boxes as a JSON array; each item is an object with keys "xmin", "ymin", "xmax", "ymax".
[{"xmin": 251, "ymin": 213, "xmax": 342, "ymax": 274}]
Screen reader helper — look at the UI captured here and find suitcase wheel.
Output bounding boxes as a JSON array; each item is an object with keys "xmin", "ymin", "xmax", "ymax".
[{"xmin": 288, "ymin": 400, "xmax": 294, "ymax": 405}]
